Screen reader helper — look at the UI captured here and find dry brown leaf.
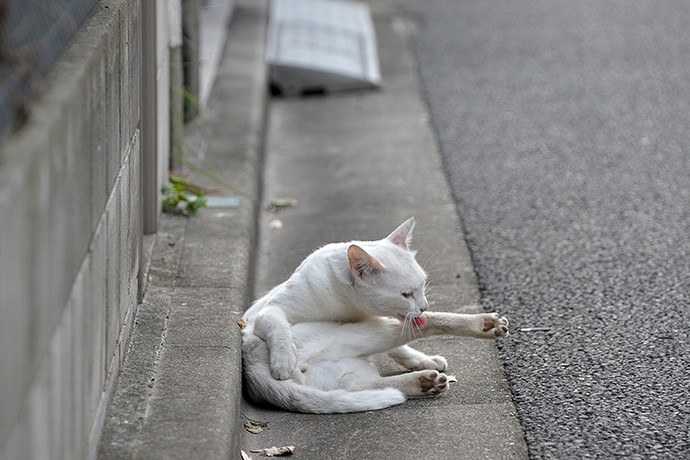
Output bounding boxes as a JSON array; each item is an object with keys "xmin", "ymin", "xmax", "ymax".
[
  {"xmin": 250, "ymin": 445, "xmax": 295, "ymax": 457},
  {"xmin": 265, "ymin": 198, "xmax": 299, "ymax": 213},
  {"xmin": 243, "ymin": 419, "xmax": 268, "ymax": 434},
  {"xmin": 236, "ymin": 319, "xmax": 247, "ymax": 329}
]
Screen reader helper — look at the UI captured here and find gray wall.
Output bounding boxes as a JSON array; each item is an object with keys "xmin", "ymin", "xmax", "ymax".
[{"xmin": 0, "ymin": 0, "xmax": 144, "ymax": 457}]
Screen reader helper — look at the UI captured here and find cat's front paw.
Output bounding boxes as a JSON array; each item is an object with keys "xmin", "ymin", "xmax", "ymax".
[
  {"xmin": 270, "ymin": 346, "xmax": 297, "ymax": 380},
  {"xmin": 482, "ymin": 313, "xmax": 509, "ymax": 338}
]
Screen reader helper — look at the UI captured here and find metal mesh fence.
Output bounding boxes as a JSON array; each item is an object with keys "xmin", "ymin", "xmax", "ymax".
[{"xmin": 0, "ymin": 0, "xmax": 99, "ymax": 139}]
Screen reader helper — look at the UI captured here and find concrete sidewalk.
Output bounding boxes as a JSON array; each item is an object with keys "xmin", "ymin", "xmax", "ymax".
[
  {"xmin": 98, "ymin": 0, "xmax": 528, "ymax": 458},
  {"xmin": 243, "ymin": 1, "xmax": 528, "ymax": 459},
  {"xmin": 97, "ymin": 0, "xmax": 267, "ymax": 458}
]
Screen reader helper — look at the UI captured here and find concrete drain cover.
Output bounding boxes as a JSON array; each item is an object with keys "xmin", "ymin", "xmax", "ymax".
[{"xmin": 266, "ymin": 0, "xmax": 381, "ymax": 95}]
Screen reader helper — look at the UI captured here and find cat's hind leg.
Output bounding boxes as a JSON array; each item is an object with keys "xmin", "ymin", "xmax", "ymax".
[
  {"xmin": 387, "ymin": 345, "xmax": 447, "ymax": 372},
  {"xmin": 321, "ymin": 356, "xmax": 450, "ymax": 399},
  {"xmin": 358, "ymin": 369, "xmax": 451, "ymax": 398}
]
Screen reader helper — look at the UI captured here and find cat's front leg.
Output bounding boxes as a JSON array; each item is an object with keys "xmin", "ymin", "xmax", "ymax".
[
  {"xmin": 480, "ymin": 312, "xmax": 509, "ymax": 338},
  {"xmin": 267, "ymin": 331, "xmax": 297, "ymax": 380},
  {"xmin": 421, "ymin": 312, "xmax": 509, "ymax": 339},
  {"xmin": 253, "ymin": 307, "xmax": 297, "ymax": 380},
  {"xmin": 388, "ymin": 345, "xmax": 447, "ymax": 372}
]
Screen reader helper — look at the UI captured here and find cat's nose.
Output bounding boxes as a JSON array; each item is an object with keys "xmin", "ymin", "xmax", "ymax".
[{"xmin": 419, "ymin": 297, "xmax": 429, "ymax": 313}]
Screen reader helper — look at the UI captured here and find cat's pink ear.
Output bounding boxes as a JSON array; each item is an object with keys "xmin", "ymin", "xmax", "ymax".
[
  {"xmin": 348, "ymin": 245, "xmax": 382, "ymax": 278},
  {"xmin": 386, "ymin": 217, "xmax": 415, "ymax": 249}
]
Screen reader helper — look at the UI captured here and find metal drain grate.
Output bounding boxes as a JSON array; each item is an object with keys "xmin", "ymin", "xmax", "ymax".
[{"xmin": 266, "ymin": 0, "xmax": 381, "ymax": 95}]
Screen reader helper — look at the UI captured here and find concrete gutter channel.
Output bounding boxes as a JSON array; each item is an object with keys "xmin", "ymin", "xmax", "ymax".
[{"xmin": 98, "ymin": 0, "xmax": 529, "ymax": 459}]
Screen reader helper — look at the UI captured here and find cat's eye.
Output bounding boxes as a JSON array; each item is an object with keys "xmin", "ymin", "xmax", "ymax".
[{"xmin": 402, "ymin": 291, "xmax": 413, "ymax": 298}]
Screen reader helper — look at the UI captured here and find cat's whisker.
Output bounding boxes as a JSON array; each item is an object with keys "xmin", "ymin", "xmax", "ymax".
[
  {"xmin": 411, "ymin": 316, "xmax": 423, "ymax": 339},
  {"xmin": 418, "ymin": 249, "xmax": 441, "ymax": 271},
  {"xmin": 424, "ymin": 282, "xmax": 450, "ymax": 308},
  {"xmin": 400, "ymin": 327, "xmax": 408, "ymax": 343},
  {"xmin": 406, "ymin": 318, "xmax": 417, "ymax": 340},
  {"xmin": 403, "ymin": 312, "xmax": 424, "ymax": 341},
  {"xmin": 399, "ymin": 317, "xmax": 411, "ymax": 343},
  {"xmin": 424, "ymin": 281, "xmax": 442, "ymax": 296},
  {"xmin": 400, "ymin": 313, "xmax": 415, "ymax": 342}
]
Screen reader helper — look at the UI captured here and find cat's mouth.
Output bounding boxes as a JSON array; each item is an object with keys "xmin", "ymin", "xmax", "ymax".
[{"xmin": 398, "ymin": 313, "xmax": 426, "ymax": 326}]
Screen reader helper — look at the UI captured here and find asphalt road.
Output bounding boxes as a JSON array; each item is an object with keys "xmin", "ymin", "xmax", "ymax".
[{"xmin": 405, "ymin": 1, "xmax": 690, "ymax": 458}]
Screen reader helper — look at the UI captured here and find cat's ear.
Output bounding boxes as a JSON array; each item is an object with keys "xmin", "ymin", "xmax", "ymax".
[
  {"xmin": 386, "ymin": 217, "xmax": 415, "ymax": 250},
  {"xmin": 348, "ymin": 245, "xmax": 382, "ymax": 278}
]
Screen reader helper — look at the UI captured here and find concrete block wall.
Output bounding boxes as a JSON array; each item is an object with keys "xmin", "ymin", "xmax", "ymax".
[{"xmin": 0, "ymin": 0, "xmax": 143, "ymax": 458}]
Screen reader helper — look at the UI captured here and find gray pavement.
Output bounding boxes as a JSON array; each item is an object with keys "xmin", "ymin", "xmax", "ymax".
[
  {"xmin": 406, "ymin": 0, "xmax": 690, "ymax": 458},
  {"xmin": 242, "ymin": 1, "xmax": 527, "ymax": 458}
]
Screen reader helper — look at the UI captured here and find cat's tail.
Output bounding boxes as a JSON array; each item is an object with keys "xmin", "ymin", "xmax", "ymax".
[
  {"xmin": 291, "ymin": 387, "xmax": 406, "ymax": 414},
  {"xmin": 247, "ymin": 376, "xmax": 406, "ymax": 414}
]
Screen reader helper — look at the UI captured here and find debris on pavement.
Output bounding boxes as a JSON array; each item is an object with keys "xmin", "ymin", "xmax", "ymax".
[
  {"xmin": 265, "ymin": 197, "xmax": 298, "ymax": 213},
  {"xmin": 518, "ymin": 327, "xmax": 552, "ymax": 333},
  {"xmin": 250, "ymin": 445, "xmax": 295, "ymax": 457},
  {"xmin": 162, "ymin": 176, "xmax": 208, "ymax": 216},
  {"xmin": 236, "ymin": 319, "xmax": 247, "ymax": 329},
  {"xmin": 244, "ymin": 419, "xmax": 269, "ymax": 434},
  {"xmin": 269, "ymin": 219, "xmax": 284, "ymax": 230},
  {"xmin": 205, "ymin": 195, "xmax": 240, "ymax": 208}
]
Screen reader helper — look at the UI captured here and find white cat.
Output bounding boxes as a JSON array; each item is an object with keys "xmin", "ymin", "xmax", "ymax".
[{"xmin": 241, "ymin": 218, "xmax": 508, "ymax": 413}]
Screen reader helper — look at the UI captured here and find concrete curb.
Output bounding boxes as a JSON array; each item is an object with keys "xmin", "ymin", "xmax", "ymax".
[{"xmin": 97, "ymin": 1, "xmax": 268, "ymax": 458}]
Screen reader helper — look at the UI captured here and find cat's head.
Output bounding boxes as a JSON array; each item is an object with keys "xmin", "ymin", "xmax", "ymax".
[{"xmin": 347, "ymin": 218, "xmax": 429, "ymax": 320}]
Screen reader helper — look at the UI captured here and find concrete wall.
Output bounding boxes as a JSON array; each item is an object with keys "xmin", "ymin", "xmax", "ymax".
[{"xmin": 0, "ymin": 0, "xmax": 146, "ymax": 458}]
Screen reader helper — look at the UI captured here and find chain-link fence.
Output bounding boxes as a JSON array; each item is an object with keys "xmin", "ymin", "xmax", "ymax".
[{"xmin": 0, "ymin": 0, "xmax": 99, "ymax": 139}]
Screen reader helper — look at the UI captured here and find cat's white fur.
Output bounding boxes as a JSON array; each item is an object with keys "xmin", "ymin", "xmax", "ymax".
[{"xmin": 242, "ymin": 218, "xmax": 508, "ymax": 413}]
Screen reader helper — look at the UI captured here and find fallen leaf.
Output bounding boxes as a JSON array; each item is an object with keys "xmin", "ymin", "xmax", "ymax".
[
  {"xmin": 250, "ymin": 446, "xmax": 295, "ymax": 457},
  {"xmin": 236, "ymin": 319, "xmax": 247, "ymax": 329},
  {"xmin": 266, "ymin": 198, "xmax": 298, "ymax": 213},
  {"xmin": 244, "ymin": 419, "xmax": 268, "ymax": 434}
]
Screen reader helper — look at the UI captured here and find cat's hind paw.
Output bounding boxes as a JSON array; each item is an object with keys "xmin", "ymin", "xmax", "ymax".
[
  {"xmin": 384, "ymin": 369, "xmax": 453, "ymax": 398},
  {"xmin": 418, "ymin": 370, "xmax": 450, "ymax": 396},
  {"xmin": 482, "ymin": 313, "xmax": 509, "ymax": 338}
]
